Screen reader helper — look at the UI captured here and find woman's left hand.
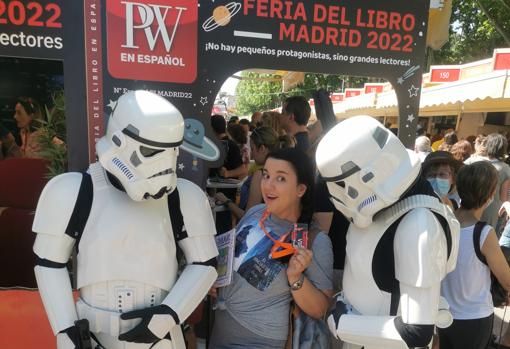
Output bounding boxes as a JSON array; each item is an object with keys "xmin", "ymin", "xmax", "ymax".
[{"xmin": 287, "ymin": 248, "xmax": 313, "ymax": 282}]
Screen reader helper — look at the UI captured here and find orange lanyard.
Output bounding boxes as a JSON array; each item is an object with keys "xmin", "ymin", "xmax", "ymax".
[{"xmin": 259, "ymin": 210, "xmax": 295, "ymax": 259}]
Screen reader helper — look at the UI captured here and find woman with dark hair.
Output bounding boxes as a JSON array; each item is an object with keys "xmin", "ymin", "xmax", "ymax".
[
  {"xmin": 215, "ymin": 126, "xmax": 293, "ymax": 219},
  {"xmin": 209, "ymin": 147, "xmax": 333, "ymax": 349},
  {"xmin": 13, "ymin": 97, "xmax": 44, "ymax": 158}
]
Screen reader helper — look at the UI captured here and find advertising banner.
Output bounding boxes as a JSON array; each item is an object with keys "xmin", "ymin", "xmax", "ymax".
[
  {"xmin": 0, "ymin": 0, "xmax": 63, "ymax": 59},
  {"xmin": 2, "ymin": 0, "xmax": 431, "ymax": 182}
]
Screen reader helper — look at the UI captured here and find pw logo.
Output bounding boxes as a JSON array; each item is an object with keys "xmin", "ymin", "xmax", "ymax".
[
  {"xmin": 121, "ymin": 1, "xmax": 187, "ymax": 52},
  {"xmin": 107, "ymin": 0, "xmax": 197, "ymax": 83}
]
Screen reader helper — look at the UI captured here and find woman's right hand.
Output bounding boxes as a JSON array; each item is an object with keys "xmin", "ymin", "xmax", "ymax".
[{"xmin": 287, "ymin": 248, "xmax": 313, "ymax": 283}]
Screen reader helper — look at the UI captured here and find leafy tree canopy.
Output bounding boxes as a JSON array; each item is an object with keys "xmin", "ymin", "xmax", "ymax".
[
  {"xmin": 235, "ymin": 71, "xmax": 282, "ymax": 115},
  {"xmin": 433, "ymin": 0, "xmax": 510, "ymax": 65},
  {"xmin": 235, "ymin": 72, "xmax": 378, "ymax": 115}
]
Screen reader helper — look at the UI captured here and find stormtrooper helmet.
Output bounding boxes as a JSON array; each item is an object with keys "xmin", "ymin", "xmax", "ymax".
[
  {"xmin": 96, "ymin": 90, "xmax": 184, "ymax": 201},
  {"xmin": 316, "ymin": 115, "xmax": 420, "ymax": 228}
]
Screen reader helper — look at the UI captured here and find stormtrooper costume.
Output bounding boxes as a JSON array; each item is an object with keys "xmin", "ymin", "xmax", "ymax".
[
  {"xmin": 33, "ymin": 91, "xmax": 218, "ymax": 349},
  {"xmin": 316, "ymin": 116, "xmax": 460, "ymax": 349}
]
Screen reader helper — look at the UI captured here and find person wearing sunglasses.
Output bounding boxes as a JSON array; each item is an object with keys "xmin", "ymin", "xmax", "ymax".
[{"xmin": 210, "ymin": 148, "xmax": 334, "ymax": 349}]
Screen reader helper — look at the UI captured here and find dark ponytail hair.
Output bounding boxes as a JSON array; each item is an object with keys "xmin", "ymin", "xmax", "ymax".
[
  {"xmin": 266, "ymin": 148, "xmax": 314, "ymax": 225},
  {"xmin": 16, "ymin": 97, "xmax": 42, "ymax": 132},
  {"xmin": 17, "ymin": 97, "xmax": 40, "ymax": 117}
]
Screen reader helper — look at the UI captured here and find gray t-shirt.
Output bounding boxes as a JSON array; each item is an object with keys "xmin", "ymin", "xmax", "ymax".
[{"xmin": 211, "ymin": 204, "xmax": 333, "ymax": 347}]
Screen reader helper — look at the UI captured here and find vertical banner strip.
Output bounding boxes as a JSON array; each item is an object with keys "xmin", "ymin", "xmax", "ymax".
[{"xmin": 84, "ymin": 0, "xmax": 104, "ymax": 163}]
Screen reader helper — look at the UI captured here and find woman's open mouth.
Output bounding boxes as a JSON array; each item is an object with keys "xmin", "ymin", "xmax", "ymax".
[{"xmin": 264, "ymin": 193, "xmax": 278, "ymax": 203}]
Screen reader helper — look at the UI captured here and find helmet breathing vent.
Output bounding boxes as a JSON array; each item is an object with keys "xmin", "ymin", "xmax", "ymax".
[
  {"xmin": 112, "ymin": 157, "xmax": 134, "ymax": 180},
  {"xmin": 357, "ymin": 195, "xmax": 377, "ymax": 212}
]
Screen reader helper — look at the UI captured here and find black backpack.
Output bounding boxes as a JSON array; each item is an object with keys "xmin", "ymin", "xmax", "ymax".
[{"xmin": 472, "ymin": 221, "xmax": 507, "ymax": 307}]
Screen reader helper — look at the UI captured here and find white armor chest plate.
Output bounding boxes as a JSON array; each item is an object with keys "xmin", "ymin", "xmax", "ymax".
[
  {"xmin": 77, "ymin": 166, "xmax": 177, "ymax": 291},
  {"xmin": 343, "ymin": 218, "xmax": 393, "ymax": 316}
]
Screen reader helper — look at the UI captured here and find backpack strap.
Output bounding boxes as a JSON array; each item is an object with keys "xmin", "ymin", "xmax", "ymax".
[
  {"xmin": 381, "ymin": 194, "xmax": 454, "ymax": 259},
  {"xmin": 374, "ymin": 194, "xmax": 457, "ymax": 315},
  {"xmin": 167, "ymin": 188, "xmax": 186, "ymax": 241},
  {"xmin": 382, "ymin": 195, "xmax": 449, "ymax": 224},
  {"xmin": 473, "ymin": 221, "xmax": 488, "ymax": 265},
  {"xmin": 64, "ymin": 172, "xmax": 93, "ymax": 252}
]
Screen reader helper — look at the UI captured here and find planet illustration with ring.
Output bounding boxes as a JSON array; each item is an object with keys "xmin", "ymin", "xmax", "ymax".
[
  {"xmin": 180, "ymin": 119, "xmax": 220, "ymax": 161},
  {"xmin": 202, "ymin": 2, "xmax": 242, "ymax": 32}
]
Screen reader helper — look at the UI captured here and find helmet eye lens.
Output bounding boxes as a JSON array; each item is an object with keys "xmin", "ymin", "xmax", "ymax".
[{"xmin": 140, "ymin": 146, "xmax": 164, "ymax": 158}]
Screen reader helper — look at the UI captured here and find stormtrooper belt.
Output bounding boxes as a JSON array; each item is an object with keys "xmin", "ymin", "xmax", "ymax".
[{"xmin": 76, "ymin": 298, "xmax": 132, "ymax": 336}]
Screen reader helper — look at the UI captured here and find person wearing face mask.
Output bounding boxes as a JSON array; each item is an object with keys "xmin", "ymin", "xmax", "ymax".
[{"xmin": 422, "ymin": 151, "xmax": 462, "ymax": 210}]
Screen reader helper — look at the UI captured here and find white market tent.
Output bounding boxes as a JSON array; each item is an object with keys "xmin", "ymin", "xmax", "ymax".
[{"xmin": 333, "ymin": 48, "xmax": 510, "ymax": 120}]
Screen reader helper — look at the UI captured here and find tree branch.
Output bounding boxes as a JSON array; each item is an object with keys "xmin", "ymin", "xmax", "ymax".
[
  {"xmin": 499, "ymin": 0, "xmax": 510, "ymax": 11},
  {"xmin": 474, "ymin": 0, "xmax": 510, "ymax": 45}
]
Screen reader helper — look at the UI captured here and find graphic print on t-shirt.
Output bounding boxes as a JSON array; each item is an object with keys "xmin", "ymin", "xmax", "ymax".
[{"xmin": 233, "ymin": 218, "xmax": 286, "ymax": 291}]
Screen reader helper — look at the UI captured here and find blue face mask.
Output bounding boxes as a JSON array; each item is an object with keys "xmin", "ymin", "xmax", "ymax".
[{"xmin": 427, "ymin": 178, "xmax": 451, "ymax": 198}]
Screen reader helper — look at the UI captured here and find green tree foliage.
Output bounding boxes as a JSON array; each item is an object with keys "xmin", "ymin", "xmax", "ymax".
[
  {"xmin": 235, "ymin": 71, "xmax": 283, "ymax": 115},
  {"xmin": 433, "ymin": 0, "xmax": 510, "ymax": 64},
  {"xmin": 235, "ymin": 71, "xmax": 375, "ymax": 115}
]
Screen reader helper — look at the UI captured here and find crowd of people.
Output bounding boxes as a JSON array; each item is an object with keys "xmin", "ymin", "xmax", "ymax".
[
  {"xmin": 413, "ymin": 130, "xmax": 510, "ymax": 349},
  {"xmin": 206, "ymin": 95, "xmax": 510, "ymax": 349},
  {"xmin": 4, "ymin": 89, "xmax": 510, "ymax": 348}
]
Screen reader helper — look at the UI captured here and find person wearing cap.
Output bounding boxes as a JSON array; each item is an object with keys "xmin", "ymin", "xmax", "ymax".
[{"xmin": 422, "ymin": 151, "xmax": 462, "ymax": 210}]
